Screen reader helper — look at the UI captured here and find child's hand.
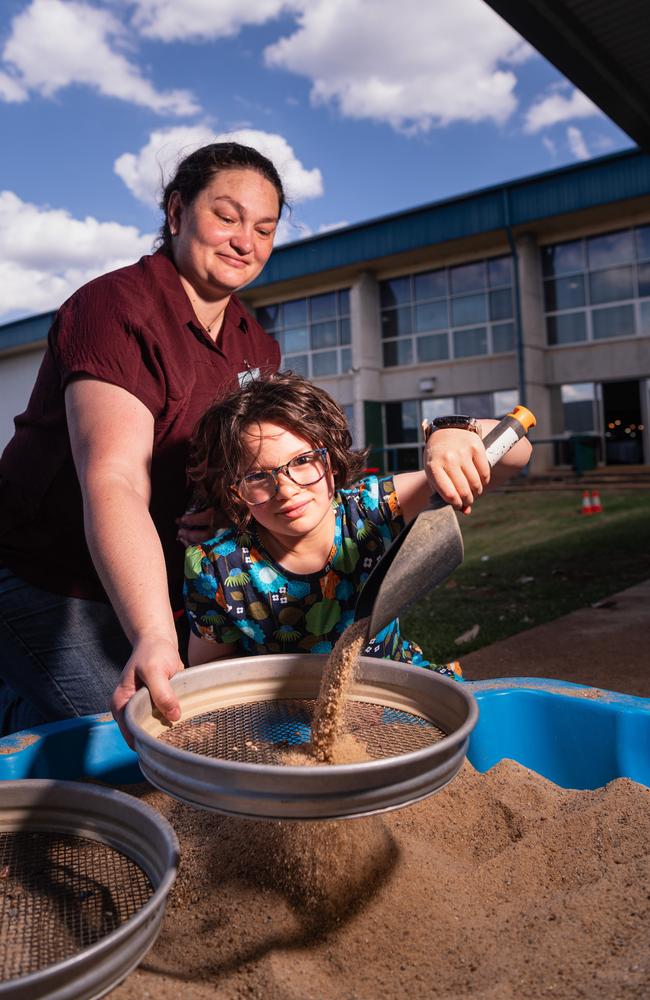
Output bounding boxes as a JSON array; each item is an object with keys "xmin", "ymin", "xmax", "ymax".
[{"xmin": 423, "ymin": 427, "xmax": 490, "ymax": 514}]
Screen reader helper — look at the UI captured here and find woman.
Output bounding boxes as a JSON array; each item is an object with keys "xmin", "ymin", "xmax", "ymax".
[{"xmin": 0, "ymin": 142, "xmax": 285, "ymax": 739}]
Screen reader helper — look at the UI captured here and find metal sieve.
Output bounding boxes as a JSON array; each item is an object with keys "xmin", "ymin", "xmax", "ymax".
[
  {"xmin": 125, "ymin": 653, "xmax": 478, "ymax": 821},
  {"xmin": 0, "ymin": 780, "xmax": 179, "ymax": 999}
]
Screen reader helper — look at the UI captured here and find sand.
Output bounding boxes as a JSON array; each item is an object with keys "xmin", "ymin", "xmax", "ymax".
[
  {"xmin": 110, "ymin": 760, "xmax": 650, "ymax": 1000},
  {"xmin": 310, "ymin": 619, "xmax": 368, "ymax": 762}
]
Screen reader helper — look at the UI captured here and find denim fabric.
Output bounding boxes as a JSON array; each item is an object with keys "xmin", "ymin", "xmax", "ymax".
[{"xmin": 0, "ymin": 566, "xmax": 131, "ymax": 736}]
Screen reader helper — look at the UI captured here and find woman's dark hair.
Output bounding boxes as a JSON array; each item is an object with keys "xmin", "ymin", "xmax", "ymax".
[
  {"xmin": 158, "ymin": 142, "xmax": 286, "ymax": 255},
  {"xmin": 188, "ymin": 371, "xmax": 369, "ymax": 529}
]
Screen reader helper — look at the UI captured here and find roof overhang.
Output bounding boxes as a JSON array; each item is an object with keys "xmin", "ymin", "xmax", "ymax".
[{"xmin": 483, "ymin": 0, "xmax": 650, "ymax": 149}]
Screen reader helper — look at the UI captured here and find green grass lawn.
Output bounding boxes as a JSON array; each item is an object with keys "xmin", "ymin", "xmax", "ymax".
[{"xmin": 402, "ymin": 488, "xmax": 650, "ymax": 664}]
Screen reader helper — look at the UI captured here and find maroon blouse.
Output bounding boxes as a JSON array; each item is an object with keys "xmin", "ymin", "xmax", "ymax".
[{"xmin": 0, "ymin": 250, "xmax": 280, "ymax": 607}]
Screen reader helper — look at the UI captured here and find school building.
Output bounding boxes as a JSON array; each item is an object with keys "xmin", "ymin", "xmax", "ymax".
[{"xmin": 1, "ymin": 148, "xmax": 650, "ymax": 475}]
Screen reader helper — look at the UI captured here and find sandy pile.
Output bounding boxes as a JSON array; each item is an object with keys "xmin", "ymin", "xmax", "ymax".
[{"xmin": 111, "ymin": 760, "xmax": 650, "ymax": 1000}]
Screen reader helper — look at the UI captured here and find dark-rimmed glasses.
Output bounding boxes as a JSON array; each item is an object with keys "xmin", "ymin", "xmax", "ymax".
[{"xmin": 235, "ymin": 448, "xmax": 328, "ymax": 505}]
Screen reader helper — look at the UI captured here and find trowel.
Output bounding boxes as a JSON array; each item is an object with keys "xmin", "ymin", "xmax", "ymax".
[{"xmin": 355, "ymin": 405, "xmax": 536, "ymax": 638}]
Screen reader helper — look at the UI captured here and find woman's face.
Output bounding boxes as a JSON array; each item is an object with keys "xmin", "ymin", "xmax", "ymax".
[
  {"xmin": 239, "ymin": 422, "xmax": 335, "ymax": 545},
  {"xmin": 168, "ymin": 168, "xmax": 280, "ymax": 299}
]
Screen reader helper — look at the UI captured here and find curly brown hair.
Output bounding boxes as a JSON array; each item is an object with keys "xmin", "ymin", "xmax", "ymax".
[{"xmin": 188, "ymin": 371, "xmax": 369, "ymax": 529}]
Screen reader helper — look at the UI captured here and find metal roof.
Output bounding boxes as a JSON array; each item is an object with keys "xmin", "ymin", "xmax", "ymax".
[
  {"xmin": 483, "ymin": 0, "xmax": 650, "ymax": 150},
  {"xmin": 250, "ymin": 148, "xmax": 650, "ymax": 289}
]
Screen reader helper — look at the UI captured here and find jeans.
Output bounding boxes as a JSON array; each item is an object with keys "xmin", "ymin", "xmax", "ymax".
[{"xmin": 0, "ymin": 566, "xmax": 132, "ymax": 736}]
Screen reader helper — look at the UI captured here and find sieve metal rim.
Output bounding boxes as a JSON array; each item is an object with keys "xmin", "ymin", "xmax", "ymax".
[
  {"xmin": 0, "ymin": 779, "xmax": 179, "ymax": 1000},
  {"xmin": 127, "ymin": 654, "xmax": 477, "ymax": 774},
  {"xmin": 125, "ymin": 654, "xmax": 479, "ymax": 820}
]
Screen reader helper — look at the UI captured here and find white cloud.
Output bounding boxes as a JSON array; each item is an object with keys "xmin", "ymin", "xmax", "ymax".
[
  {"xmin": 264, "ymin": 0, "xmax": 532, "ymax": 132},
  {"xmin": 1, "ymin": 0, "xmax": 198, "ymax": 115},
  {"xmin": 566, "ymin": 126, "xmax": 590, "ymax": 161},
  {"xmin": 541, "ymin": 135, "xmax": 557, "ymax": 157},
  {"xmin": 523, "ymin": 88, "xmax": 600, "ymax": 134},
  {"xmin": 318, "ymin": 220, "xmax": 349, "ymax": 233},
  {"xmin": 0, "ymin": 69, "xmax": 27, "ymax": 102},
  {"xmin": 0, "ymin": 191, "xmax": 153, "ymax": 320},
  {"xmin": 129, "ymin": 0, "xmax": 297, "ymax": 42},
  {"xmin": 114, "ymin": 126, "xmax": 323, "ymax": 207}
]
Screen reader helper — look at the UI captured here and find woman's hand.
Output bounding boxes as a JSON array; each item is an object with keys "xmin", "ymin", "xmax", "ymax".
[
  {"xmin": 175, "ymin": 506, "xmax": 227, "ymax": 547},
  {"xmin": 111, "ymin": 635, "xmax": 185, "ymax": 748},
  {"xmin": 423, "ymin": 427, "xmax": 491, "ymax": 514}
]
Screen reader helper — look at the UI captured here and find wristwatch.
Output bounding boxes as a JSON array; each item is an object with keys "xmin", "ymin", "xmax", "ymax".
[{"xmin": 423, "ymin": 415, "xmax": 482, "ymax": 443}]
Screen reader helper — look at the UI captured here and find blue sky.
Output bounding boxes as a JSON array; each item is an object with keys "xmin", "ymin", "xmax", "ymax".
[{"xmin": 0, "ymin": 0, "xmax": 632, "ymax": 323}]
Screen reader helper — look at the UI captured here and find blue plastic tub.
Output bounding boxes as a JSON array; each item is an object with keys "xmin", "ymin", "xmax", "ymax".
[{"xmin": 0, "ymin": 679, "xmax": 648, "ymax": 791}]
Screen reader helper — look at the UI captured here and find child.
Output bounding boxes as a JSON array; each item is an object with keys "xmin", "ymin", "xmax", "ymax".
[{"xmin": 183, "ymin": 372, "xmax": 531, "ymax": 675}]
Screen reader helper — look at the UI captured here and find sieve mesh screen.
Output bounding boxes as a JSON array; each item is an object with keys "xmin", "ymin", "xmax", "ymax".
[
  {"xmin": 158, "ymin": 698, "xmax": 447, "ymax": 763},
  {"xmin": 0, "ymin": 831, "xmax": 153, "ymax": 982}
]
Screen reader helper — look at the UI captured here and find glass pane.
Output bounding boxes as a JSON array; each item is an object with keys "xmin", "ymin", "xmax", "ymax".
[
  {"xmin": 488, "ymin": 256, "xmax": 513, "ymax": 287},
  {"xmin": 450, "ymin": 261, "xmax": 486, "ymax": 294},
  {"xmin": 457, "ymin": 393, "xmax": 493, "ymax": 418},
  {"xmin": 417, "ymin": 333, "xmax": 449, "ymax": 362},
  {"xmin": 635, "ymin": 226, "xmax": 650, "ymax": 261},
  {"xmin": 541, "ymin": 240, "xmax": 585, "ymax": 276},
  {"xmin": 383, "ymin": 339, "xmax": 413, "ymax": 367},
  {"xmin": 637, "ymin": 262, "xmax": 650, "ymax": 298},
  {"xmin": 453, "ymin": 326, "xmax": 487, "ymax": 358},
  {"xmin": 284, "ymin": 327, "xmax": 309, "ymax": 352},
  {"xmin": 492, "ymin": 322, "xmax": 515, "ymax": 353},
  {"xmin": 640, "ymin": 300, "xmax": 650, "ymax": 334},
  {"xmin": 587, "ymin": 230, "xmax": 634, "ymax": 269},
  {"xmin": 384, "ymin": 447, "xmax": 420, "ymax": 473},
  {"xmin": 310, "ymin": 292, "xmax": 337, "ymax": 322},
  {"xmin": 592, "ymin": 304, "xmax": 635, "ymax": 340},
  {"xmin": 311, "ymin": 320, "xmax": 338, "ymax": 350},
  {"xmin": 493, "ymin": 389, "xmax": 518, "ymax": 416},
  {"xmin": 339, "ymin": 288, "xmax": 350, "ymax": 315},
  {"xmin": 560, "ymin": 382, "xmax": 595, "ymax": 403},
  {"xmin": 489, "ymin": 288, "xmax": 513, "ymax": 321},
  {"xmin": 271, "ymin": 330, "xmax": 285, "ymax": 352},
  {"xmin": 385, "ymin": 400, "xmax": 419, "ymax": 444},
  {"xmin": 588, "ymin": 266, "xmax": 634, "ymax": 305},
  {"xmin": 544, "ymin": 275, "xmax": 585, "ymax": 312},
  {"xmin": 340, "ymin": 347, "xmax": 352, "ymax": 372},
  {"xmin": 283, "ymin": 298, "xmax": 308, "ymax": 326},
  {"xmin": 256, "ymin": 304, "xmax": 281, "ymax": 330},
  {"xmin": 421, "ymin": 397, "xmax": 454, "ymax": 423},
  {"xmin": 414, "ymin": 269, "xmax": 447, "ymax": 300},
  {"xmin": 546, "ymin": 312, "xmax": 587, "ymax": 345},
  {"xmin": 451, "ymin": 293, "xmax": 487, "ymax": 327},
  {"xmin": 339, "ymin": 317, "xmax": 351, "ymax": 344},
  {"xmin": 312, "ymin": 350, "xmax": 338, "ymax": 376},
  {"xmin": 380, "ymin": 277, "xmax": 410, "ymax": 307},
  {"xmin": 415, "ymin": 299, "xmax": 448, "ymax": 332},
  {"xmin": 284, "ymin": 354, "xmax": 309, "ymax": 377},
  {"xmin": 381, "ymin": 307, "xmax": 412, "ymax": 338}
]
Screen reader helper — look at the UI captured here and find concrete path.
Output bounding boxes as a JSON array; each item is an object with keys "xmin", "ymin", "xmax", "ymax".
[{"xmin": 461, "ymin": 579, "xmax": 650, "ymax": 698}]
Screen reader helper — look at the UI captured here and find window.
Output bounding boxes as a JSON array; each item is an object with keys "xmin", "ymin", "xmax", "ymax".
[
  {"xmin": 256, "ymin": 289, "xmax": 351, "ymax": 377},
  {"xmin": 380, "ymin": 390, "xmax": 517, "ymax": 472},
  {"xmin": 543, "ymin": 226, "xmax": 650, "ymax": 346},
  {"xmin": 379, "ymin": 255, "xmax": 514, "ymax": 368}
]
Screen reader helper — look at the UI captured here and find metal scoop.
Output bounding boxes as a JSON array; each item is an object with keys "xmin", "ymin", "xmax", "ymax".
[{"xmin": 355, "ymin": 406, "xmax": 536, "ymax": 638}]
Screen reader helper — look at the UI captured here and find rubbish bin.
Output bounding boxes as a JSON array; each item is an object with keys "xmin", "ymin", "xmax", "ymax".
[{"xmin": 570, "ymin": 434, "xmax": 599, "ymax": 474}]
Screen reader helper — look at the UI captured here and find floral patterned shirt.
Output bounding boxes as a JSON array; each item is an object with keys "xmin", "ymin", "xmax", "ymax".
[{"xmin": 184, "ymin": 475, "xmax": 460, "ymax": 677}]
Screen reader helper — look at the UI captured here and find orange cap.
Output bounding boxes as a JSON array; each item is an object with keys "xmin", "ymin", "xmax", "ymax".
[{"xmin": 509, "ymin": 405, "xmax": 536, "ymax": 431}]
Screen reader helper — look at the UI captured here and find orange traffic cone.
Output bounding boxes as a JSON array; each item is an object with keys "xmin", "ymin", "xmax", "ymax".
[
  {"xmin": 581, "ymin": 490, "xmax": 593, "ymax": 515},
  {"xmin": 591, "ymin": 489, "xmax": 603, "ymax": 514}
]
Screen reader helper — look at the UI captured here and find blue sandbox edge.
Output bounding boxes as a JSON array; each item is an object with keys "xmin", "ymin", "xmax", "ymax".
[{"xmin": 0, "ymin": 678, "xmax": 648, "ymax": 791}]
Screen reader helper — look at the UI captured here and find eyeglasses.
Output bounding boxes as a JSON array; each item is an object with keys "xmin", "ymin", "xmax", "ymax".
[{"xmin": 235, "ymin": 448, "xmax": 329, "ymax": 506}]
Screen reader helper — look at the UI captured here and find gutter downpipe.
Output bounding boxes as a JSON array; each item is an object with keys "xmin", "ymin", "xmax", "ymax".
[{"xmin": 502, "ymin": 186, "xmax": 527, "ymax": 408}]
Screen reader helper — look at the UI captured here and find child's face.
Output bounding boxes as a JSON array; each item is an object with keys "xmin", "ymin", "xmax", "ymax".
[{"xmin": 240, "ymin": 422, "xmax": 335, "ymax": 541}]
